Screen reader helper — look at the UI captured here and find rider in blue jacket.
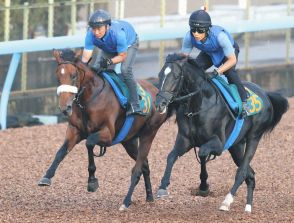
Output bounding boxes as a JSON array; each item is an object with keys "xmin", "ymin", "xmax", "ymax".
[
  {"xmin": 182, "ymin": 10, "xmax": 250, "ymax": 117},
  {"xmin": 81, "ymin": 9, "xmax": 144, "ymax": 116}
]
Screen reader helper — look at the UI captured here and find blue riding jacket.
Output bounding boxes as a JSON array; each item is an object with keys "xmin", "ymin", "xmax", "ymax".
[
  {"xmin": 183, "ymin": 25, "xmax": 235, "ymax": 67},
  {"xmin": 84, "ymin": 20, "xmax": 137, "ymax": 53}
]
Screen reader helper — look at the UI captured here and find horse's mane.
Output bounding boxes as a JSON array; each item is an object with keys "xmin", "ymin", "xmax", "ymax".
[{"xmin": 165, "ymin": 53, "xmax": 201, "ymax": 69}]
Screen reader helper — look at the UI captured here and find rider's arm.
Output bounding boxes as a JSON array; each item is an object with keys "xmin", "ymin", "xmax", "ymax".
[
  {"xmin": 181, "ymin": 31, "xmax": 193, "ymax": 56},
  {"xmin": 111, "ymin": 30, "xmax": 128, "ymax": 64},
  {"xmin": 216, "ymin": 32, "xmax": 236, "ymax": 74},
  {"xmin": 111, "ymin": 52, "xmax": 127, "ymax": 64},
  {"xmin": 82, "ymin": 49, "xmax": 93, "ymax": 64},
  {"xmin": 82, "ymin": 31, "xmax": 95, "ymax": 63}
]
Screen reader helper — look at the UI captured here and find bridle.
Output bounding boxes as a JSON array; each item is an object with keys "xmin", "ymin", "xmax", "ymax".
[
  {"xmin": 56, "ymin": 61, "xmax": 86, "ymax": 98},
  {"xmin": 56, "ymin": 61, "xmax": 107, "ymax": 111},
  {"xmin": 157, "ymin": 61, "xmax": 201, "ymax": 105}
]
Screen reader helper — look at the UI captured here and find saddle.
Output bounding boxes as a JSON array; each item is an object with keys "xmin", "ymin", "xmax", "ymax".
[
  {"xmin": 101, "ymin": 70, "xmax": 152, "ymax": 115},
  {"xmin": 211, "ymin": 75, "xmax": 263, "ymax": 117},
  {"xmin": 100, "ymin": 70, "xmax": 152, "ymax": 145},
  {"xmin": 210, "ymin": 75, "xmax": 264, "ymax": 151}
]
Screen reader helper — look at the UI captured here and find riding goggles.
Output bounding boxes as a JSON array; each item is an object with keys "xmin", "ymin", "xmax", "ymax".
[{"xmin": 190, "ymin": 27, "xmax": 208, "ymax": 34}]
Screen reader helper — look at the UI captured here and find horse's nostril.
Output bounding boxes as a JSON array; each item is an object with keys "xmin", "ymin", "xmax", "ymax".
[{"xmin": 66, "ymin": 105, "xmax": 72, "ymax": 111}]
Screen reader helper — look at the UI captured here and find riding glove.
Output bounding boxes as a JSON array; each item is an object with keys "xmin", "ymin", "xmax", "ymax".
[
  {"xmin": 100, "ymin": 58, "xmax": 113, "ymax": 69},
  {"xmin": 212, "ymin": 69, "xmax": 221, "ymax": 76}
]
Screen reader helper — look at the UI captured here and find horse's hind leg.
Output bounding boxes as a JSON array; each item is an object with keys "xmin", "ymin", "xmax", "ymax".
[
  {"xmin": 220, "ymin": 138, "xmax": 259, "ymax": 212},
  {"xmin": 120, "ymin": 133, "xmax": 156, "ymax": 211},
  {"xmin": 142, "ymin": 159, "xmax": 154, "ymax": 202},
  {"xmin": 157, "ymin": 134, "xmax": 191, "ymax": 198},
  {"xmin": 85, "ymin": 144, "xmax": 98, "ymax": 192},
  {"xmin": 122, "ymin": 139, "xmax": 153, "ymax": 203},
  {"xmin": 245, "ymin": 166, "xmax": 255, "ymax": 212}
]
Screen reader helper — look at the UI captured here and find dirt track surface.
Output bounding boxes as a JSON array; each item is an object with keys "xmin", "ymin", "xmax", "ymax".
[{"xmin": 0, "ymin": 98, "xmax": 293, "ymax": 223}]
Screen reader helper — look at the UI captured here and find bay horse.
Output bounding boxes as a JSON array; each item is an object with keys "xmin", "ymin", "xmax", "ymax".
[
  {"xmin": 38, "ymin": 49, "xmax": 167, "ymax": 210},
  {"xmin": 155, "ymin": 54, "xmax": 289, "ymax": 212}
]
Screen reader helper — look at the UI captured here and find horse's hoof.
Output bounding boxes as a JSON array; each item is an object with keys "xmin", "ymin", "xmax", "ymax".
[
  {"xmin": 219, "ymin": 203, "xmax": 230, "ymax": 211},
  {"xmin": 195, "ymin": 188, "xmax": 210, "ymax": 197},
  {"xmin": 146, "ymin": 195, "xmax": 154, "ymax": 202},
  {"xmin": 156, "ymin": 189, "xmax": 169, "ymax": 198},
  {"xmin": 245, "ymin": 204, "xmax": 252, "ymax": 213},
  {"xmin": 119, "ymin": 204, "xmax": 128, "ymax": 211},
  {"xmin": 87, "ymin": 178, "xmax": 99, "ymax": 192},
  {"xmin": 38, "ymin": 177, "xmax": 51, "ymax": 186}
]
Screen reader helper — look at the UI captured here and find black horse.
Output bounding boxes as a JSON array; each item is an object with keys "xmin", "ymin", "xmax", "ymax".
[{"xmin": 155, "ymin": 54, "xmax": 289, "ymax": 212}]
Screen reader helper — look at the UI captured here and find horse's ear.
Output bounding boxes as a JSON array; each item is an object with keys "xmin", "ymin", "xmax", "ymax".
[
  {"xmin": 53, "ymin": 49, "xmax": 62, "ymax": 64},
  {"xmin": 74, "ymin": 48, "xmax": 83, "ymax": 60}
]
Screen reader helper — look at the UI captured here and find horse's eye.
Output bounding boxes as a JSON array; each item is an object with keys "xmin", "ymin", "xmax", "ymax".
[{"xmin": 71, "ymin": 74, "xmax": 77, "ymax": 81}]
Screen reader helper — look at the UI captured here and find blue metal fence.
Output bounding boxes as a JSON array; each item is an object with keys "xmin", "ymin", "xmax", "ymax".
[{"xmin": 1, "ymin": 16, "xmax": 294, "ymax": 129}]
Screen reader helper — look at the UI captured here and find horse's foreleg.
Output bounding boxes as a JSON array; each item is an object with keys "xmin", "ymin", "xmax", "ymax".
[
  {"xmin": 195, "ymin": 156, "xmax": 210, "ymax": 197},
  {"xmin": 157, "ymin": 135, "xmax": 191, "ymax": 198},
  {"xmin": 86, "ymin": 144, "xmax": 98, "ymax": 192},
  {"xmin": 38, "ymin": 141, "xmax": 69, "ymax": 186},
  {"xmin": 38, "ymin": 126, "xmax": 80, "ymax": 186},
  {"xmin": 220, "ymin": 138, "xmax": 259, "ymax": 212}
]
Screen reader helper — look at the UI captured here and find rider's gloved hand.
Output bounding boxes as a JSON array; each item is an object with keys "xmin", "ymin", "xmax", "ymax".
[
  {"xmin": 100, "ymin": 58, "xmax": 113, "ymax": 69},
  {"xmin": 212, "ymin": 69, "xmax": 221, "ymax": 76},
  {"xmin": 81, "ymin": 61, "xmax": 88, "ymax": 66}
]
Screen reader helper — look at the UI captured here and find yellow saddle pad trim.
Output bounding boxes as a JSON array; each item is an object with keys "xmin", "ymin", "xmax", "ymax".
[{"xmin": 245, "ymin": 87, "xmax": 264, "ymax": 116}]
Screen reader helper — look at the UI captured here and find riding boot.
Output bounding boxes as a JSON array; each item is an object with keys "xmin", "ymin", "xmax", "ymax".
[
  {"xmin": 225, "ymin": 71, "xmax": 249, "ymax": 117},
  {"xmin": 124, "ymin": 78, "xmax": 145, "ymax": 116}
]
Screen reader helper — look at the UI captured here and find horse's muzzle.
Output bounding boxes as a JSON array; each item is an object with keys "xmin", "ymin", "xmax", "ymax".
[
  {"xmin": 156, "ymin": 104, "xmax": 167, "ymax": 114},
  {"xmin": 59, "ymin": 104, "xmax": 73, "ymax": 116},
  {"xmin": 155, "ymin": 100, "xmax": 168, "ymax": 114}
]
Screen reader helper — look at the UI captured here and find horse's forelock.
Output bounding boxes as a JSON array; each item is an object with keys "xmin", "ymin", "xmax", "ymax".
[
  {"xmin": 165, "ymin": 53, "xmax": 186, "ymax": 63},
  {"xmin": 60, "ymin": 49, "xmax": 76, "ymax": 62}
]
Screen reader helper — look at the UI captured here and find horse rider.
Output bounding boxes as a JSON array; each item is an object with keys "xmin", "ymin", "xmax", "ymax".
[
  {"xmin": 81, "ymin": 9, "xmax": 144, "ymax": 116},
  {"xmin": 181, "ymin": 9, "xmax": 250, "ymax": 117}
]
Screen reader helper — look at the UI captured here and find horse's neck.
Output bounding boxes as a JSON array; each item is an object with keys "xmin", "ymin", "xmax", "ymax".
[
  {"xmin": 79, "ymin": 68, "xmax": 105, "ymax": 99},
  {"xmin": 184, "ymin": 66, "xmax": 206, "ymax": 92},
  {"xmin": 183, "ymin": 65, "xmax": 217, "ymax": 103}
]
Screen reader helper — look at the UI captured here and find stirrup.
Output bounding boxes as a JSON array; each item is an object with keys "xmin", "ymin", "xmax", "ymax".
[
  {"xmin": 126, "ymin": 104, "xmax": 145, "ymax": 116},
  {"xmin": 241, "ymin": 101, "xmax": 250, "ymax": 118}
]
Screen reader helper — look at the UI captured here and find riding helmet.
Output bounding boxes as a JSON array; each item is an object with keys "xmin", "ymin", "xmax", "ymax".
[
  {"xmin": 189, "ymin": 10, "xmax": 211, "ymax": 28},
  {"xmin": 88, "ymin": 9, "xmax": 111, "ymax": 28}
]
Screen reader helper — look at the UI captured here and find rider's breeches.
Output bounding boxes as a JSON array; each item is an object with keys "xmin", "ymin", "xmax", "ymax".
[
  {"xmin": 225, "ymin": 69, "xmax": 248, "ymax": 101},
  {"xmin": 121, "ymin": 37, "xmax": 139, "ymax": 105},
  {"xmin": 195, "ymin": 42, "xmax": 248, "ymax": 102},
  {"xmin": 93, "ymin": 37, "xmax": 140, "ymax": 106},
  {"xmin": 223, "ymin": 42, "xmax": 248, "ymax": 102}
]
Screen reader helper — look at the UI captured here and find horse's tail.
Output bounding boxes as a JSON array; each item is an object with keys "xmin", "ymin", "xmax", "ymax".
[{"xmin": 266, "ymin": 91, "xmax": 289, "ymax": 133}]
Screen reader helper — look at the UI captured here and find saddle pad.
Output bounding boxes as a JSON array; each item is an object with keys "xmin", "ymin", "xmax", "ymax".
[
  {"xmin": 211, "ymin": 76, "xmax": 241, "ymax": 114},
  {"xmin": 102, "ymin": 71, "xmax": 152, "ymax": 116},
  {"xmin": 211, "ymin": 76, "xmax": 263, "ymax": 117}
]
